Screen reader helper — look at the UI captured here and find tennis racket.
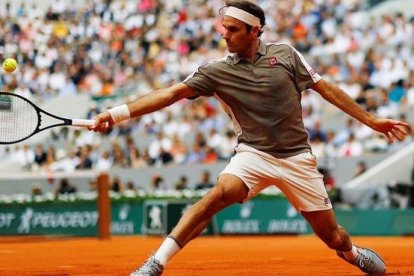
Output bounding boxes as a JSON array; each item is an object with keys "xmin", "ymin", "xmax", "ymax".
[{"xmin": 0, "ymin": 92, "xmax": 95, "ymax": 144}]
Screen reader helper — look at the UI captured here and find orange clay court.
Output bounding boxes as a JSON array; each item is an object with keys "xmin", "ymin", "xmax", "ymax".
[{"xmin": 0, "ymin": 236, "xmax": 413, "ymax": 275}]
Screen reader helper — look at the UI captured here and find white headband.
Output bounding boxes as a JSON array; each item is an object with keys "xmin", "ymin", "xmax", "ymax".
[{"xmin": 224, "ymin": 6, "xmax": 261, "ymax": 27}]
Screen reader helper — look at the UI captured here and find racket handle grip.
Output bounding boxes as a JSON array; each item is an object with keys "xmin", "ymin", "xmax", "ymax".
[{"xmin": 72, "ymin": 119, "xmax": 95, "ymax": 127}]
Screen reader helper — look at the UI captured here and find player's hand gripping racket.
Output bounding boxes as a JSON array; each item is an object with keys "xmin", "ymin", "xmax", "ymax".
[{"xmin": 0, "ymin": 92, "xmax": 95, "ymax": 144}]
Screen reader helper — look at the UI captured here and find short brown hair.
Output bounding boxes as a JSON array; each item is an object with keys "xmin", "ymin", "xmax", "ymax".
[{"xmin": 221, "ymin": 0, "xmax": 266, "ymax": 37}]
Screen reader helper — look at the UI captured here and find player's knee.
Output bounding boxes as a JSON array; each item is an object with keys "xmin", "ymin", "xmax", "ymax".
[
  {"xmin": 197, "ymin": 187, "xmax": 226, "ymax": 215},
  {"xmin": 215, "ymin": 177, "xmax": 248, "ymax": 204},
  {"xmin": 210, "ymin": 185, "xmax": 245, "ymax": 206},
  {"xmin": 323, "ymin": 230, "xmax": 343, "ymax": 250},
  {"xmin": 210, "ymin": 187, "xmax": 232, "ymax": 206}
]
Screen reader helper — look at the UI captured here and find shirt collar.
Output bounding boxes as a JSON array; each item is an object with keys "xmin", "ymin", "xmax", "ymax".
[{"xmin": 231, "ymin": 40, "xmax": 267, "ymax": 64}]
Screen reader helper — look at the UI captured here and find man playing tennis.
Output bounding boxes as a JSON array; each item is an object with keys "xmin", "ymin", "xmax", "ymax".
[{"xmin": 90, "ymin": 1, "xmax": 408, "ymax": 275}]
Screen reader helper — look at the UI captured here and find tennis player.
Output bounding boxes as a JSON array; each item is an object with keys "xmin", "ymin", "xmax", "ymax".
[{"xmin": 90, "ymin": 1, "xmax": 408, "ymax": 275}]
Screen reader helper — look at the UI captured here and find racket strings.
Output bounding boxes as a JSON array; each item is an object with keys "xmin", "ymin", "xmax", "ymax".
[{"xmin": 0, "ymin": 94, "xmax": 38, "ymax": 143}]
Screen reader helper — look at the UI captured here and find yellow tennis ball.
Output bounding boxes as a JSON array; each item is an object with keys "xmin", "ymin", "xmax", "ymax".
[{"xmin": 3, "ymin": 58, "xmax": 17, "ymax": 73}]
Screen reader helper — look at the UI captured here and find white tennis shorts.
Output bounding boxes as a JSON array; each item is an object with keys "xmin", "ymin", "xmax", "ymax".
[{"xmin": 220, "ymin": 143, "xmax": 332, "ymax": 212}]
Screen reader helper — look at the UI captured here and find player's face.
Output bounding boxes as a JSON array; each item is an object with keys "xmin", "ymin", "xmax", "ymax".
[{"xmin": 222, "ymin": 16, "xmax": 255, "ymax": 54}]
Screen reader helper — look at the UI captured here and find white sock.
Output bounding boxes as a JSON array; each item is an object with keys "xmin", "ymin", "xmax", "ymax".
[
  {"xmin": 154, "ymin": 237, "xmax": 181, "ymax": 266},
  {"xmin": 342, "ymin": 245, "xmax": 359, "ymax": 261}
]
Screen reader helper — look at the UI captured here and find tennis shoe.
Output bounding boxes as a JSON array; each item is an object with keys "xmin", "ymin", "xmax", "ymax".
[
  {"xmin": 336, "ymin": 246, "xmax": 386, "ymax": 275},
  {"xmin": 130, "ymin": 255, "xmax": 164, "ymax": 276}
]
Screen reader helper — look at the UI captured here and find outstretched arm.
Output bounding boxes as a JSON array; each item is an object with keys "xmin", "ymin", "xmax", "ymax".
[
  {"xmin": 311, "ymin": 79, "xmax": 408, "ymax": 143},
  {"xmin": 89, "ymin": 82, "xmax": 197, "ymax": 132}
]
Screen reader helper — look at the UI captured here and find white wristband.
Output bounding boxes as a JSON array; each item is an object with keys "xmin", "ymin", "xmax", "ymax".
[{"xmin": 107, "ymin": 104, "xmax": 131, "ymax": 124}]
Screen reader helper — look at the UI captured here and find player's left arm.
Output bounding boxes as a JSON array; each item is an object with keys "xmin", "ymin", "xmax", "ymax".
[{"xmin": 311, "ymin": 79, "xmax": 409, "ymax": 143}]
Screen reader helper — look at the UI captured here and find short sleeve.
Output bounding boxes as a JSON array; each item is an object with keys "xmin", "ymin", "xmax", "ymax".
[
  {"xmin": 290, "ymin": 46, "xmax": 322, "ymax": 92},
  {"xmin": 183, "ymin": 64, "xmax": 216, "ymax": 97}
]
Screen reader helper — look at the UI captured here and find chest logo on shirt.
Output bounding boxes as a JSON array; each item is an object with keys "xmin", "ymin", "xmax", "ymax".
[{"xmin": 268, "ymin": 56, "xmax": 278, "ymax": 66}]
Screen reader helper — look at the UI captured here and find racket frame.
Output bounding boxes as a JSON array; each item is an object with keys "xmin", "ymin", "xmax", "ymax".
[{"xmin": 0, "ymin": 92, "xmax": 93, "ymax": 144}]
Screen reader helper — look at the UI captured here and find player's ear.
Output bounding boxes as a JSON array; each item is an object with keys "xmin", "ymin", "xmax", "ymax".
[{"xmin": 251, "ymin": 26, "xmax": 260, "ymax": 37}]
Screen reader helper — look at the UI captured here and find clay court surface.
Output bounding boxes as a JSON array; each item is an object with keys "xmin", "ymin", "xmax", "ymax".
[{"xmin": 0, "ymin": 235, "xmax": 413, "ymax": 275}]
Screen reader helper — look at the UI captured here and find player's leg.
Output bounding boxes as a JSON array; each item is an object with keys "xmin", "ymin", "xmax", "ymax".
[
  {"xmin": 301, "ymin": 209, "xmax": 352, "ymax": 251},
  {"xmin": 278, "ymin": 153, "xmax": 385, "ymax": 273},
  {"xmin": 131, "ymin": 147, "xmax": 276, "ymax": 276},
  {"xmin": 130, "ymin": 174, "xmax": 248, "ymax": 276},
  {"xmin": 170, "ymin": 173, "xmax": 248, "ymax": 245},
  {"xmin": 278, "ymin": 152, "xmax": 386, "ymax": 274},
  {"xmin": 302, "ymin": 209, "xmax": 386, "ymax": 274}
]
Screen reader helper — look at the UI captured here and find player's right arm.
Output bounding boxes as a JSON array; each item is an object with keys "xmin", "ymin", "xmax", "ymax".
[{"xmin": 89, "ymin": 83, "xmax": 197, "ymax": 132}]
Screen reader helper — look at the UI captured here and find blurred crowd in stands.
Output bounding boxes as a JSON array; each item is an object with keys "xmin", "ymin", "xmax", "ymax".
[{"xmin": 1, "ymin": 0, "xmax": 414, "ymax": 189}]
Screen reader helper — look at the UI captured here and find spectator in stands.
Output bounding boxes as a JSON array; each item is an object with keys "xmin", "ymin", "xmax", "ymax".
[
  {"xmin": 388, "ymin": 80, "xmax": 406, "ymax": 109},
  {"xmin": 56, "ymin": 178, "xmax": 77, "ymax": 195},
  {"xmin": 170, "ymin": 135, "xmax": 188, "ymax": 164},
  {"xmin": 0, "ymin": 146, "xmax": 11, "ymax": 162},
  {"xmin": 31, "ymin": 185, "xmax": 43, "ymax": 196},
  {"xmin": 128, "ymin": 146, "xmax": 148, "ymax": 168},
  {"xmin": 376, "ymin": 88, "xmax": 394, "ymax": 118},
  {"xmin": 48, "ymin": 148, "xmax": 75, "ymax": 172},
  {"xmin": 45, "ymin": 146, "xmax": 57, "ymax": 167},
  {"xmin": 155, "ymin": 147, "xmax": 174, "ymax": 166},
  {"xmin": 310, "ymin": 134, "xmax": 326, "ymax": 162},
  {"xmin": 174, "ymin": 175, "xmax": 188, "ymax": 191},
  {"xmin": 364, "ymin": 132, "xmax": 389, "ymax": 153},
  {"xmin": 176, "ymin": 115, "xmax": 193, "ymax": 139},
  {"xmin": 111, "ymin": 177, "xmax": 124, "ymax": 193},
  {"xmin": 206, "ymin": 128, "xmax": 224, "ymax": 152},
  {"xmin": 33, "ymin": 144, "xmax": 47, "ymax": 169},
  {"xmin": 218, "ymin": 130, "xmax": 237, "ymax": 160},
  {"xmin": 162, "ymin": 112, "xmax": 179, "ymax": 138},
  {"xmin": 338, "ymin": 133, "xmax": 363, "ymax": 157},
  {"xmin": 186, "ymin": 143, "xmax": 205, "ymax": 164},
  {"xmin": 13, "ymin": 144, "xmax": 34, "ymax": 171},
  {"xmin": 125, "ymin": 181, "xmax": 138, "ymax": 195},
  {"xmin": 76, "ymin": 145, "xmax": 93, "ymax": 170},
  {"xmin": 333, "ymin": 118, "xmax": 355, "ymax": 146},
  {"xmin": 111, "ymin": 144, "xmax": 129, "ymax": 168},
  {"xmin": 203, "ymin": 146, "xmax": 218, "ymax": 164},
  {"xmin": 353, "ymin": 161, "xmax": 368, "ymax": 178},
  {"xmin": 151, "ymin": 174, "xmax": 166, "ymax": 191},
  {"xmin": 148, "ymin": 132, "xmax": 172, "ymax": 163},
  {"xmin": 308, "ymin": 120, "xmax": 328, "ymax": 143},
  {"xmin": 141, "ymin": 148, "xmax": 155, "ymax": 167},
  {"xmin": 321, "ymin": 130, "xmax": 339, "ymax": 169},
  {"xmin": 194, "ymin": 170, "xmax": 214, "ymax": 190},
  {"xmin": 194, "ymin": 131, "xmax": 207, "ymax": 148},
  {"xmin": 95, "ymin": 150, "xmax": 112, "ymax": 171},
  {"xmin": 88, "ymin": 179, "xmax": 97, "ymax": 192}
]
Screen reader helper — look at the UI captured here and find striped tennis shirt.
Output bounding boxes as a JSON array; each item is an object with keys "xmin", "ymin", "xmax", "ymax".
[{"xmin": 183, "ymin": 41, "xmax": 322, "ymax": 158}]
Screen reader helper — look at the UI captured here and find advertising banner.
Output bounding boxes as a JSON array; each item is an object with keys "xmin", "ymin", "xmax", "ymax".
[
  {"xmin": 0, "ymin": 202, "xmax": 98, "ymax": 236},
  {"xmin": 1, "ymin": 198, "xmax": 413, "ymax": 236},
  {"xmin": 215, "ymin": 198, "xmax": 310, "ymax": 234}
]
